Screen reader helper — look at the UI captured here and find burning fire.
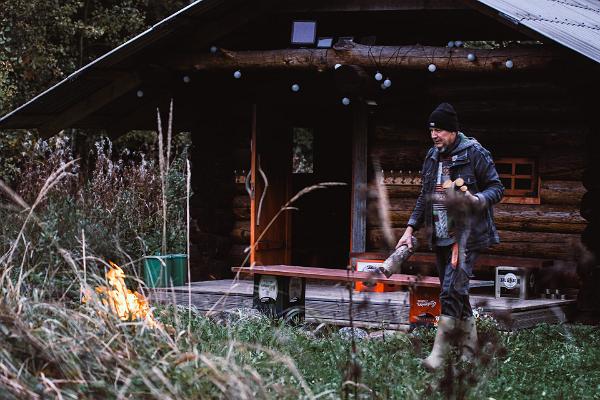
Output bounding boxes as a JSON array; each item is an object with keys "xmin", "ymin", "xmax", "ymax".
[{"xmin": 84, "ymin": 261, "xmax": 159, "ymax": 328}]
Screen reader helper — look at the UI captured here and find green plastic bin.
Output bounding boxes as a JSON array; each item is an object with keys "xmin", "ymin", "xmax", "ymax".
[
  {"xmin": 143, "ymin": 256, "xmax": 169, "ymax": 288},
  {"xmin": 167, "ymin": 254, "xmax": 188, "ymax": 286}
]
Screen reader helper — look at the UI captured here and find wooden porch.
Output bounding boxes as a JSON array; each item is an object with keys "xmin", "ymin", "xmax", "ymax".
[{"xmin": 149, "ymin": 279, "xmax": 576, "ymax": 331}]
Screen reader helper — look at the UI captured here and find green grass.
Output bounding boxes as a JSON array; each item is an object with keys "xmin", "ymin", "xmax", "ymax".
[
  {"xmin": 2, "ymin": 291, "xmax": 600, "ymax": 399},
  {"xmin": 153, "ymin": 307, "xmax": 600, "ymax": 400}
]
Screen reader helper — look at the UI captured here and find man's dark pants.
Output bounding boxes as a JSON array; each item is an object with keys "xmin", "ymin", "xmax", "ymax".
[{"xmin": 435, "ymin": 245, "xmax": 479, "ymax": 319}]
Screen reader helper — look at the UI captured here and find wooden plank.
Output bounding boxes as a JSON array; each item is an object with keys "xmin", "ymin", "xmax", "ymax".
[
  {"xmin": 351, "ymin": 251, "xmax": 553, "ymax": 269},
  {"xmin": 351, "ymin": 100, "xmax": 368, "ymax": 253},
  {"xmin": 233, "ymin": 265, "xmax": 464, "ymax": 287}
]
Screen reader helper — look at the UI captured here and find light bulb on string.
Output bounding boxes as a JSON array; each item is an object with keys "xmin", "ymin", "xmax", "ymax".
[
  {"xmin": 291, "ymin": 83, "xmax": 300, "ymax": 92},
  {"xmin": 334, "ymin": 63, "xmax": 342, "ymax": 70},
  {"xmin": 383, "ymin": 78, "xmax": 392, "ymax": 88},
  {"xmin": 375, "ymin": 71, "xmax": 383, "ymax": 81},
  {"xmin": 380, "ymin": 83, "xmax": 387, "ymax": 90},
  {"xmin": 342, "ymin": 97, "xmax": 351, "ymax": 106},
  {"xmin": 505, "ymin": 59, "xmax": 514, "ymax": 69},
  {"xmin": 183, "ymin": 75, "xmax": 191, "ymax": 83},
  {"xmin": 210, "ymin": 46, "xmax": 218, "ymax": 53},
  {"xmin": 447, "ymin": 41, "xmax": 455, "ymax": 48},
  {"xmin": 136, "ymin": 90, "xmax": 144, "ymax": 98},
  {"xmin": 428, "ymin": 64, "xmax": 437, "ymax": 72},
  {"xmin": 455, "ymin": 40, "xmax": 463, "ymax": 47},
  {"xmin": 467, "ymin": 53, "xmax": 476, "ymax": 62},
  {"xmin": 233, "ymin": 70, "xmax": 242, "ymax": 79}
]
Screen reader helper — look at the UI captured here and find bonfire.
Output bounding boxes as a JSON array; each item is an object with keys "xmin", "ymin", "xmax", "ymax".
[{"xmin": 84, "ymin": 261, "xmax": 159, "ymax": 328}]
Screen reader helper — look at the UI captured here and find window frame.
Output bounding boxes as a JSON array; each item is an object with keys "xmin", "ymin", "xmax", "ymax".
[{"xmin": 495, "ymin": 157, "xmax": 541, "ymax": 205}]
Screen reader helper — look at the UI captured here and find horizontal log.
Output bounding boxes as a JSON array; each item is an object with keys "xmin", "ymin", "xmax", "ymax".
[
  {"xmin": 367, "ymin": 228, "xmax": 581, "ymax": 259},
  {"xmin": 540, "ymin": 180, "xmax": 585, "ymax": 205},
  {"xmin": 172, "ymin": 43, "xmax": 562, "ymax": 73},
  {"xmin": 368, "ymin": 184, "xmax": 421, "ymax": 199},
  {"xmin": 368, "ymin": 200, "xmax": 586, "ymax": 234},
  {"xmin": 539, "ymin": 154, "xmax": 585, "ymax": 180},
  {"xmin": 230, "ymin": 220, "xmax": 251, "ymax": 244}
]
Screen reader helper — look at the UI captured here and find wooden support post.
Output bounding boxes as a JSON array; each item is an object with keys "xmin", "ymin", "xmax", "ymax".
[{"xmin": 351, "ymin": 100, "xmax": 368, "ymax": 254}]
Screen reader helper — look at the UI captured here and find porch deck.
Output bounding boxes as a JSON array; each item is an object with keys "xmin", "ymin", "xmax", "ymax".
[{"xmin": 149, "ymin": 279, "xmax": 576, "ymax": 331}]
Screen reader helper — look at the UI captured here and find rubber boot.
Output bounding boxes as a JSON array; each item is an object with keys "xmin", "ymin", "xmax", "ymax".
[
  {"xmin": 421, "ymin": 315, "xmax": 459, "ymax": 371},
  {"xmin": 460, "ymin": 317, "xmax": 478, "ymax": 362}
]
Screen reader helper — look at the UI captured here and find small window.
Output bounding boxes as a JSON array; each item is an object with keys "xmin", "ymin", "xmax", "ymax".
[
  {"xmin": 495, "ymin": 158, "xmax": 540, "ymax": 204},
  {"xmin": 292, "ymin": 127, "xmax": 314, "ymax": 174}
]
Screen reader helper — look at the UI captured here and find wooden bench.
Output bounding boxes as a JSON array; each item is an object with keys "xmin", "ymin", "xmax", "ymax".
[
  {"xmin": 232, "ymin": 265, "xmax": 492, "ymax": 325},
  {"xmin": 352, "ymin": 252, "xmax": 554, "ymax": 270}
]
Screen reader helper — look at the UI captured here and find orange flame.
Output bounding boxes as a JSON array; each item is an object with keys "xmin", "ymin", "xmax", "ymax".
[{"xmin": 84, "ymin": 261, "xmax": 159, "ymax": 328}]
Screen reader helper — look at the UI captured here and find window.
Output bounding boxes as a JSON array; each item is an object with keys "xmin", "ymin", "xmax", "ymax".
[
  {"xmin": 292, "ymin": 127, "xmax": 314, "ymax": 174},
  {"xmin": 495, "ymin": 158, "xmax": 540, "ymax": 204}
]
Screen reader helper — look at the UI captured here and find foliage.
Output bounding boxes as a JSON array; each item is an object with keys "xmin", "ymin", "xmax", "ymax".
[
  {"xmin": 0, "ymin": 132, "xmax": 189, "ymax": 297},
  {"xmin": 0, "ymin": 0, "xmax": 187, "ymax": 115}
]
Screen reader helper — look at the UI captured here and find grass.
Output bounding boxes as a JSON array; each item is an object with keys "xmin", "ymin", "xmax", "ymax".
[{"xmin": 2, "ymin": 291, "xmax": 599, "ymax": 399}]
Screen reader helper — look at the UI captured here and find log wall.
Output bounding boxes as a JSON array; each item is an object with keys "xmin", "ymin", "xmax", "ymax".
[
  {"xmin": 366, "ymin": 74, "xmax": 589, "ymax": 262},
  {"xmin": 189, "ymin": 114, "xmax": 251, "ymax": 280}
]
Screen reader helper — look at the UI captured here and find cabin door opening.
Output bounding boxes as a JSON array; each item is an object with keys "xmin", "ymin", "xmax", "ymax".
[
  {"xmin": 250, "ymin": 103, "xmax": 352, "ymax": 268},
  {"xmin": 290, "ymin": 109, "xmax": 352, "ymax": 269}
]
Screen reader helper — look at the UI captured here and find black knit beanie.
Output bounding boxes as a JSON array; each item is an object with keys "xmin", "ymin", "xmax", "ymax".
[{"xmin": 428, "ymin": 102, "xmax": 459, "ymax": 132}]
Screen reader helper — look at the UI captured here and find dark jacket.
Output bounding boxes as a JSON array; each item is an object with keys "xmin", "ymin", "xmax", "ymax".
[{"xmin": 407, "ymin": 133, "xmax": 504, "ymax": 250}]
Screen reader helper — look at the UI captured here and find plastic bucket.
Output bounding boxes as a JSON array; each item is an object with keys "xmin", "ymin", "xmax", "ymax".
[
  {"xmin": 143, "ymin": 256, "xmax": 169, "ymax": 287},
  {"xmin": 167, "ymin": 254, "xmax": 188, "ymax": 286}
]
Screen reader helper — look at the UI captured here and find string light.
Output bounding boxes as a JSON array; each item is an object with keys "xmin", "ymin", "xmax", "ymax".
[
  {"xmin": 428, "ymin": 64, "xmax": 437, "ymax": 72},
  {"xmin": 447, "ymin": 41, "xmax": 455, "ymax": 48},
  {"xmin": 383, "ymin": 78, "xmax": 392, "ymax": 88},
  {"xmin": 375, "ymin": 71, "xmax": 383, "ymax": 81},
  {"xmin": 342, "ymin": 97, "xmax": 351, "ymax": 106},
  {"xmin": 183, "ymin": 75, "xmax": 191, "ymax": 83},
  {"xmin": 291, "ymin": 83, "xmax": 300, "ymax": 92},
  {"xmin": 467, "ymin": 53, "xmax": 476, "ymax": 62},
  {"xmin": 210, "ymin": 46, "xmax": 218, "ymax": 53},
  {"xmin": 334, "ymin": 63, "xmax": 342, "ymax": 70},
  {"xmin": 136, "ymin": 90, "xmax": 144, "ymax": 98},
  {"xmin": 233, "ymin": 70, "xmax": 242, "ymax": 79},
  {"xmin": 455, "ymin": 40, "xmax": 463, "ymax": 47},
  {"xmin": 505, "ymin": 59, "xmax": 514, "ymax": 69}
]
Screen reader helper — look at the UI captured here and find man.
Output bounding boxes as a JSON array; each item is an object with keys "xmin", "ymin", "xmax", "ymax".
[{"xmin": 396, "ymin": 102, "xmax": 503, "ymax": 370}]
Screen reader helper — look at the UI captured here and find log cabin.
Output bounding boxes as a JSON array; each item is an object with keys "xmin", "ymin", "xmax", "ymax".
[{"xmin": 1, "ymin": 0, "xmax": 599, "ymax": 323}]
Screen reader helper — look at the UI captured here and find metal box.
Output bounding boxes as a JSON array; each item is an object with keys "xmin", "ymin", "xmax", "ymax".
[{"xmin": 495, "ymin": 266, "xmax": 535, "ymax": 299}]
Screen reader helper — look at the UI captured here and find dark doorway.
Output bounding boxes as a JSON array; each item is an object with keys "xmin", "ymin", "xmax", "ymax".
[{"xmin": 289, "ymin": 107, "xmax": 352, "ymax": 268}]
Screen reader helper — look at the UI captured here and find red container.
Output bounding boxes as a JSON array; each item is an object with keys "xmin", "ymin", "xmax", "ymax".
[
  {"xmin": 409, "ymin": 286, "xmax": 441, "ymax": 326},
  {"xmin": 354, "ymin": 259, "xmax": 401, "ymax": 293}
]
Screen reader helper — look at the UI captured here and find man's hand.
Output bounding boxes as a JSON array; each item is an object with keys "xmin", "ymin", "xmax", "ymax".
[{"xmin": 395, "ymin": 226, "xmax": 414, "ymax": 249}]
